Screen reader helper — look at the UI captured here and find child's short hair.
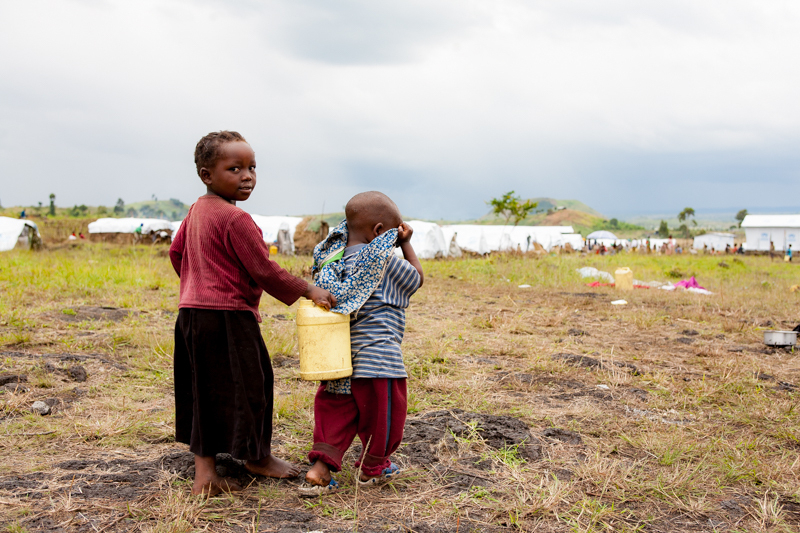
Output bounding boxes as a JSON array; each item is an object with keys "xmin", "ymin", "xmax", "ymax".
[{"xmin": 194, "ymin": 131, "xmax": 247, "ymax": 176}]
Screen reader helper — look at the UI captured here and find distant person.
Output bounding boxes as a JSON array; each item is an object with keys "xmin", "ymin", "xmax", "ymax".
[
  {"xmin": 303, "ymin": 191, "xmax": 423, "ymax": 495},
  {"xmin": 725, "ymin": 243, "xmax": 731, "ymax": 254},
  {"xmin": 786, "ymin": 245, "xmax": 792, "ymax": 262},
  {"xmin": 19, "ymin": 209, "xmax": 26, "ymax": 219},
  {"xmin": 169, "ymin": 130, "xmax": 336, "ymax": 497},
  {"xmin": 68, "ymin": 232, "xmax": 77, "ymax": 241},
  {"xmin": 770, "ymin": 241, "xmax": 776, "ymax": 261},
  {"xmin": 737, "ymin": 243, "xmax": 745, "ymax": 255}
]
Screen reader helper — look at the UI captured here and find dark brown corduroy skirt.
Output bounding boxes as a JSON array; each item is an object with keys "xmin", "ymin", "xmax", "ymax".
[{"xmin": 174, "ymin": 308, "xmax": 274, "ymax": 460}]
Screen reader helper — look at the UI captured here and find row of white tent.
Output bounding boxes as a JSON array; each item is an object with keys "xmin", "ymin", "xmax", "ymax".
[
  {"xmin": 87, "ymin": 217, "xmax": 584, "ymax": 259},
  {"xmin": 413, "ymin": 222, "xmax": 583, "ymax": 258}
]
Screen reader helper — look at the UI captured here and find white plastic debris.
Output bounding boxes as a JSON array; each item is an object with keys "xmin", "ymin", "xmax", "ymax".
[
  {"xmin": 518, "ymin": 284, "xmax": 531, "ymax": 288},
  {"xmin": 596, "ymin": 384, "xmax": 610, "ymax": 390},
  {"xmin": 611, "ymin": 299, "xmax": 628, "ymax": 305},
  {"xmin": 576, "ymin": 267, "xmax": 614, "ymax": 283}
]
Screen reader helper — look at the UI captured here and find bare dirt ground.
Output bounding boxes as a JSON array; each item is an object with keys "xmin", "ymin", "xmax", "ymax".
[{"xmin": 0, "ymin": 249, "xmax": 798, "ymax": 532}]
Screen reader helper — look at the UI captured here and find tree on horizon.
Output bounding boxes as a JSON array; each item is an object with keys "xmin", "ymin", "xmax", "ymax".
[{"xmin": 487, "ymin": 191, "xmax": 538, "ymax": 226}]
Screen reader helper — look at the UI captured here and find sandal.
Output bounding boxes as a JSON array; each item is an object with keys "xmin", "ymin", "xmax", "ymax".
[
  {"xmin": 358, "ymin": 463, "xmax": 401, "ymax": 486},
  {"xmin": 298, "ymin": 477, "xmax": 339, "ymax": 497}
]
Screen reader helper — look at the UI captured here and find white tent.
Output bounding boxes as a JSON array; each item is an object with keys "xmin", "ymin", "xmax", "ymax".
[
  {"xmin": 88, "ymin": 218, "xmax": 173, "ymax": 234},
  {"xmin": 441, "ymin": 224, "xmax": 575, "ymax": 253},
  {"xmin": 0, "ymin": 217, "xmax": 40, "ymax": 252},
  {"xmin": 249, "ymin": 215, "xmax": 304, "ymax": 253},
  {"xmin": 741, "ymin": 214, "xmax": 800, "ymax": 251},
  {"xmin": 693, "ymin": 232, "xmax": 735, "ymax": 251},
  {"xmin": 561, "ymin": 234, "xmax": 586, "ymax": 250},
  {"xmin": 586, "ymin": 230, "xmax": 618, "ymax": 240},
  {"xmin": 403, "ymin": 220, "xmax": 448, "ymax": 259}
]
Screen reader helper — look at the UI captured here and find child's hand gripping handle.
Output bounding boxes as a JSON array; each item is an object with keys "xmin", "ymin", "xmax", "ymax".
[{"xmin": 304, "ymin": 286, "xmax": 337, "ymax": 311}]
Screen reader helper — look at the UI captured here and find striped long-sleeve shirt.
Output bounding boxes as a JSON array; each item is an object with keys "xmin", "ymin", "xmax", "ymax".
[
  {"xmin": 169, "ymin": 195, "xmax": 308, "ymax": 321},
  {"xmin": 343, "ymin": 245, "xmax": 421, "ymax": 378}
]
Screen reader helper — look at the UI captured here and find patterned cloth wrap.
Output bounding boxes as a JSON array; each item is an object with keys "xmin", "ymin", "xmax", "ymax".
[{"xmin": 312, "ymin": 220, "xmax": 398, "ymax": 394}]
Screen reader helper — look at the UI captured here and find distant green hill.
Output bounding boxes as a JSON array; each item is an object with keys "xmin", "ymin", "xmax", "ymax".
[
  {"xmin": 475, "ymin": 197, "xmax": 604, "ymax": 224},
  {"xmin": 529, "ymin": 198, "xmax": 604, "ymax": 218},
  {"xmin": 124, "ymin": 199, "xmax": 190, "ymax": 220}
]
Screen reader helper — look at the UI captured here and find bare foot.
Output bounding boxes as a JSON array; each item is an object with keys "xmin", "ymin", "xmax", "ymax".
[
  {"xmin": 245, "ymin": 454, "xmax": 301, "ymax": 479},
  {"xmin": 305, "ymin": 461, "xmax": 332, "ymax": 486},
  {"xmin": 192, "ymin": 477, "xmax": 243, "ymax": 497}
]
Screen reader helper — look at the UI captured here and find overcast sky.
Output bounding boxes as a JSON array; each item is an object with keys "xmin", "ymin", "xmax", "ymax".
[{"xmin": 1, "ymin": 0, "xmax": 799, "ymax": 220}]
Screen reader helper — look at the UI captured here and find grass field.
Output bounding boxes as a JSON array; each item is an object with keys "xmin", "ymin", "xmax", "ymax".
[{"xmin": 0, "ymin": 246, "xmax": 798, "ymax": 532}]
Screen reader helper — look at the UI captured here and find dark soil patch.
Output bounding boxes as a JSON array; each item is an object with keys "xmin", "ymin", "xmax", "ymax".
[
  {"xmin": 271, "ymin": 354, "xmax": 299, "ymax": 368},
  {"xmin": 0, "ymin": 451, "xmax": 257, "ymax": 501},
  {"xmin": 67, "ymin": 365, "xmax": 88, "ymax": 382},
  {"xmin": 567, "ymin": 328, "xmax": 588, "ymax": 336},
  {"xmin": 676, "ymin": 337, "xmax": 695, "ymax": 344},
  {"xmin": 719, "ymin": 494, "xmax": 751, "ymax": 519},
  {"xmin": 681, "ymin": 329, "xmax": 700, "ymax": 336},
  {"xmin": 551, "ymin": 353, "xmax": 640, "ymax": 376},
  {"xmin": 402, "ymin": 409, "xmax": 541, "ymax": 466},
  {"xmin": 541, "ymin": 428, "xmax": 582, "ymax": 445},
  {"xmin": 552, "ymin": 353, "xmax": 603, "ymax": 369},
  {"xmin": 57, "ymin": 306, "xmax": 132, "ymax": 323},
  {"xmin": 0, "ymin": 373, "xmax": 27, "ymax": 386},
  {"xmin": 0, "ymin": 351, "xmax": 127, "ymax": 371},
  {"xmin": 491, "ymin": 371, "xmax": 535, "ymax": 385}
]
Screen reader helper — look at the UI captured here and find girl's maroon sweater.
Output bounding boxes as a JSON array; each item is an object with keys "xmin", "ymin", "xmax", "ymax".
[{"xmin": 169, "ymin": 195, "xmax": 308, "ymax": 321}]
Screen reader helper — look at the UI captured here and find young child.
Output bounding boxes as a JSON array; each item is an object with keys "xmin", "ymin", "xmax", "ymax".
[
  {"xmin": 302, "ymin": 191, "xmax": 423, "ymax": 494},
  {"xmin": 169, "ymin": 131, "xmax": 336, "ymax": 497}
]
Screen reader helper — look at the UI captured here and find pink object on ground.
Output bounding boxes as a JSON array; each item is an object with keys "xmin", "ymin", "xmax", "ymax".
[{"xmin": 674, "ymin": 276, "xmax": 705, "ymax": 290}]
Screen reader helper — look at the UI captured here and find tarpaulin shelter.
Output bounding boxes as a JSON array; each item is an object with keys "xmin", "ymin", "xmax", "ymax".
[
  {"xmin": 693, "ymin": 233, "xmax": 735, "ymax": 251},
  {"xmin": 586, "ymin": 230, "xmax": 618, "ymax": 240},
  {"xmin": 441, "ymin": 225, "xmax": 575, "ymax": 254},
  {"xmin": 402, "ymin": 220, "xmax": 448, "ymax": 259},
  {"xmin": 249, "ymin": 215, "xmax": 304, "ymax": 254},
  {"xmin": 87, "ymin": 218, "xmax": 174, "ymax": 243},
  {"xmin": 0, "ymin": 217, "xmax": 40, "ymax": 252},
  {"xmin": 741, "ymin": 215, "xmax": 800, "ymax": 251}
]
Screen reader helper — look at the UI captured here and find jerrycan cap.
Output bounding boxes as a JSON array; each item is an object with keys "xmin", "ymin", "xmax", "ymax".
[{"xmin": 298, "ymin": 298, "xmax": 314, "ymax": 308}]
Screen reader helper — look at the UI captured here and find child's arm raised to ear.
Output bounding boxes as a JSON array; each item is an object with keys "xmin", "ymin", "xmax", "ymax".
[{"xmin": 397, "ymin": 222, "xmax": 424, "ymax": 287}]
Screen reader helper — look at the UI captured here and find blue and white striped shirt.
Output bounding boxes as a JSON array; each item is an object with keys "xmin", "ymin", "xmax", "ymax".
[{"xmin": 343, "ymin": 244, "xmax": 421, "ymax": 378}]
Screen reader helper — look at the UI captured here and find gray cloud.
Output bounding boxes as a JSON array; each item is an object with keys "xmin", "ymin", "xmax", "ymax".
[{"xmin": 1, "ymin": 0, "xmax": 799, "ymax": 221}]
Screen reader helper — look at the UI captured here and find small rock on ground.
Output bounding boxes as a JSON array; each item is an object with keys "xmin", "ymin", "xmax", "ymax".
[{"xmin": 31, "ymin": 401, "xmax": 51, "ymax": 416}]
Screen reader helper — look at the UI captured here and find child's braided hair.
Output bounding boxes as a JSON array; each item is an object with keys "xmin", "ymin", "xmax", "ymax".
[{"xmin": 194, "ymin": 131, "xmax": 247, "ymax": 176}]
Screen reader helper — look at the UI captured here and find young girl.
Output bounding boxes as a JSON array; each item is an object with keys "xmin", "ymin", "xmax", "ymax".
[{"xmin": 169, "ymin": 131, "xmax": 336, "ymax": 496}]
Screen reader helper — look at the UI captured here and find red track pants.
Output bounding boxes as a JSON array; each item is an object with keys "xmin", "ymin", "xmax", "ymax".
[{"xmin": 308, "ymin": 378, "xmax": 407, "ymax": 477}]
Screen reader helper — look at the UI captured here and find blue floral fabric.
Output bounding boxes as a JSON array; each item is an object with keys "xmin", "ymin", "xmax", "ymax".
[
  {"xmin": 312, "ymin": 220, "xmax": 399, "ymax": 394},
  {"xmin": 312, "ymin": 220, "xmax": 398, "ymax": 316}
]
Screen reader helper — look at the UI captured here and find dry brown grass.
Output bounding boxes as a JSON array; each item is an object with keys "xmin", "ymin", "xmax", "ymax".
[{"xmin": 0, "ymin": 247, "xmax": 798, "ymax": 532}]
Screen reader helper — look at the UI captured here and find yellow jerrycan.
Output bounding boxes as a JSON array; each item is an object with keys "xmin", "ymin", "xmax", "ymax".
[
  {"xmin": 615, "ymin": 267, "xmax": 633, "ymax": 291},
  {"xmin": 269, "ymin": 245, "xmax": 278, "ymax": 255},
  {"xmin": 296, "ymin": 298, "xmax": 352, "ymax": 381}
]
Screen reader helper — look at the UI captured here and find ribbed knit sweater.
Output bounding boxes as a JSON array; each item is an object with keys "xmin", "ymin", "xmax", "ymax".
[{"xmin": 169, "ymin": 195, "xmax": 308, "ymax": 320}]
